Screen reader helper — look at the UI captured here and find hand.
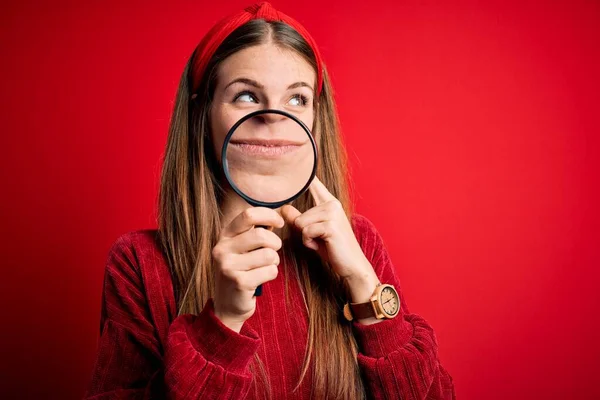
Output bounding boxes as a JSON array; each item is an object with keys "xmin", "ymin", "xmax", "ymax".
[
  {"xmin": 281, "ymin": 177, "xmax": 379, "ymax": 304},
  {"xmin": 211, "ymin": 207, "xmax": 284, "ymax": 333}
]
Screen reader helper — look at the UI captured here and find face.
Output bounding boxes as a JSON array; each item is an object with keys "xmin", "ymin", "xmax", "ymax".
[{"xmin": 209, "ymin": 43, "xmax": 316, "ymax": 203}]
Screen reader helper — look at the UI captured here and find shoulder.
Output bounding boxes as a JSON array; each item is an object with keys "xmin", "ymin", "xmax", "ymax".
[
  {"xmin": 102, "ymin": 229, "xmax": 175, "ymax": 311},
  {"xmin": 350, "ymin": 213, "xmax": 382, "ymax": 245},
  {"xmin": 101, "ymin": 229, "xmax": 176, "ymax": 344},
  {"xmin": 350, "ymin": 213, "xmax": 393, "ymax": 272},
  {"xmin": 107, "ymin": 229, "xmax": 161, "ymax": 259},
  {"xmin": 350, "ymin": 213, "xmax": 377, "ymax": 234},
  {"xmin": 104, "ymin": 229, "xmax": 165, "ymax": 280}
]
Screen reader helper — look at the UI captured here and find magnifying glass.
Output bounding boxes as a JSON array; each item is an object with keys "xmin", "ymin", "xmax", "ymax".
[{"xmin": 221, "ymin": 109, "xmax": 318, "ymax": 296}]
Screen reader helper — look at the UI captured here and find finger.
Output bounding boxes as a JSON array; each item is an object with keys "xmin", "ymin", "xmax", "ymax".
[
  {"xmin": 228, "ymin": 227, "xmax": 283, "ymax": 254},
  {"xmin": 280, "ymin": 204, "xmax": 302, "ymax": 226},
  {"xmin": 302, "ymin": 222, "xmax": 326, "ymax": 251},
  {"xmin": 238, "ymin": 264, "xmax": 279, "ymax": 291},
  {"xmin": 223, "ymin": 207, "xmax": 284, "ymax": 238},
  {"xmin": 292, "ymin": 206, "xmax": 328, "ymax": 230},
  {"xmin": 281, "ymin": 204, "xmax": 319, "ymax": 250},
  {"xmin": 308, "ymin": 176, "xmax": 336, "ymax": 206},
  {"xmin": 303, "ymin": 238, "xmax": 319, "ymax": 251},
  {"xmin": 235, "ymin": 247, "xmax": 280, "ymax": 271},
  {"xmin": 302, "ymin": 221, "xmax": 333, "ymax": 243}
]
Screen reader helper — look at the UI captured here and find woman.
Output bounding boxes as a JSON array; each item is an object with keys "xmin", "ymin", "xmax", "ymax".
[{"xmin": 85, "ymin": 2, "xmax": 455, "ymax": 399}]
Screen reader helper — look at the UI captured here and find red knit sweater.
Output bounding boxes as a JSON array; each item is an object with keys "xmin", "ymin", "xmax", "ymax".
[{"xmin": 85, "ymin": 215, "xmax": 455, "ymax": 399}]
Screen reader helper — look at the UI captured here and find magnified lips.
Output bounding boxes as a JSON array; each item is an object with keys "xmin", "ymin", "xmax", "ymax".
[
  {"xmin": 230, "ymin": 138, "xmax": 305, "ymax": 146},
  {"xmin": 229, "ymin": 138, "xmax": 306, "ymax": 156}
]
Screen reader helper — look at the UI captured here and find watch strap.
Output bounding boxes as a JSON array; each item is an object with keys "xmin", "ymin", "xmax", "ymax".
[
  {"xmin": 349, "ymin": 301, "xmax": 377, "ymax": 320},
  {"xmin": 343, "ymin": 282, "xmax": 382, "ymax": 321}
]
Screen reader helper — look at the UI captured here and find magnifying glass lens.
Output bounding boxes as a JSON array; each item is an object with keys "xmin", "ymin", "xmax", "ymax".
[{"xmin": 223, "ymin": 111, "xmax": 316, "ymax": 207}]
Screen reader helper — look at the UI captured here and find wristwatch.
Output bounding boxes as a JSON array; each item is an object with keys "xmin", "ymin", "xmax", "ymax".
[{"xmin": 343, "ymin": 283, "xmax": 400, "ymax": 321}]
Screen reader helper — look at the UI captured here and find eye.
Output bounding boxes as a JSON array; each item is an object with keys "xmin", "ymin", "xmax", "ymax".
[
  {"xmin": 233, "ymin": 91, "xmax": 258, "ymax": 103},
  {"xmin": 288, "ymin": 94, "xmax": 309, "ymax": 107}
]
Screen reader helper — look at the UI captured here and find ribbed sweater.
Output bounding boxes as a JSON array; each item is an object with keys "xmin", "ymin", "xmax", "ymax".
[{"xmin": 85, "ymin": 214, "xmax": 455, "ymax": 399}]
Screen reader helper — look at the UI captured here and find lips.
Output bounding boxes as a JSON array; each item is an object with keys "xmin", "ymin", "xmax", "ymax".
[
  {"xmin": 229, "ymin": 138, "xmax": 305, "ymax": 156},
  {"xmin": 230, "ymin": 138, "xmax": 304, "ymax": 146}
]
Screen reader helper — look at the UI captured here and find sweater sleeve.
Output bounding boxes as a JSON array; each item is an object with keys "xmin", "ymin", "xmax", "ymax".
[
  {"xmin": 351, "ymin": 216, "xmax": 456, "ymax": 400},
  {"xmin": 84, "ymin": 235, "xmax": 260, "ymax": 399}
]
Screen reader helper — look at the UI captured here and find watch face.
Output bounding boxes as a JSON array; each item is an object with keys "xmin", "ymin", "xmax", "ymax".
[{"xmin": 380, "ymin": 286, "xmax": 399, "ymax": 316}]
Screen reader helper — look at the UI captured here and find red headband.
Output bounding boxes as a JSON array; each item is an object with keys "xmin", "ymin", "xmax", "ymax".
[{"xmin": 190, "ymin": 2, "xmax": 324, "ymax": 96}]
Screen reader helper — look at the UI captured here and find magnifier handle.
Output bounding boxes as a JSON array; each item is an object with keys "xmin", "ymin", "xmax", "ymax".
[{"xmin": 254, "ymin": 224, "xmax": 273, "ymax": 297}]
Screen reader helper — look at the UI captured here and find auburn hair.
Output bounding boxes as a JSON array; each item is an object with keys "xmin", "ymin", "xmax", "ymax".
[{"xmin": 158, "ymin": 19, "xmax": 365, "ymax": 399}]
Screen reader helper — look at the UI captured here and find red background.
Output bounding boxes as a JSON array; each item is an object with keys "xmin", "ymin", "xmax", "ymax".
[{"xmin": 1, "ymin": 1, "xmax": 599, "ymax": 399}]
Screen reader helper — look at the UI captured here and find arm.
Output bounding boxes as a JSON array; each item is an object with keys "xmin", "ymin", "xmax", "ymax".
[
  {"xmin": 84, "ymin": 235, "xmax": 260, "ymax": 399},
  {"xmin": 351, "ymin": 216, "xmax": 456, "ymax": 400}
]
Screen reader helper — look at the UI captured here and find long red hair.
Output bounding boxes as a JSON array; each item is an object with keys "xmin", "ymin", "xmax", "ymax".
[{"xmin": 158, "ymin": 20, "xmax": 365, "ymax": 399}]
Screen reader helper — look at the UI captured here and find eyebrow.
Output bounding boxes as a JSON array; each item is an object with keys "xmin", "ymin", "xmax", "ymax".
[{"xmin": 224, "ymin": 77, "xmax": 314, "ymax": 92}]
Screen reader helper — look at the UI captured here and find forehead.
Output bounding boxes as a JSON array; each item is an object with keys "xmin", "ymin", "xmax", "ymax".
[{"xmin": 217, "ymin": 43, "xmax": 316, "ymax": 89}]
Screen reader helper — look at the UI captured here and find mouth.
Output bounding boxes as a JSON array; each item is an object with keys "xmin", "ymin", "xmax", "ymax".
[{"xmin": 229, "ymin": 138, "xmax": 305, "ymax": 156}]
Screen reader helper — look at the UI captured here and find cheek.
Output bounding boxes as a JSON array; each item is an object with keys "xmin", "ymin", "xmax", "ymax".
[
  {"xmin": 305, "ymin": 115, "xmax": 316, "ymax": 142},
  {"xmin": 208, "ymin": 107, "xmax": 229, "ymax": 162},
  {"xmin": 300, "ymin": 109, "xmax": 315, "ymax": 132}
]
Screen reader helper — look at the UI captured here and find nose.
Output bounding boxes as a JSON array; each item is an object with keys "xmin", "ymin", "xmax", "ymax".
[{"xmin": 253, "ymin": 111, "xmax": 288, "ymax": 124}]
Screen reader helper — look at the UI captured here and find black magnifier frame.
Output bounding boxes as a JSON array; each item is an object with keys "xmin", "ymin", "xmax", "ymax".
[
  {"xmin": 221, "ymin": 109, "xmax": 318, "ymax": 297},
  {"xmin": 221, "ymin": 109, "xmax": 318, "ymax": 209}
]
